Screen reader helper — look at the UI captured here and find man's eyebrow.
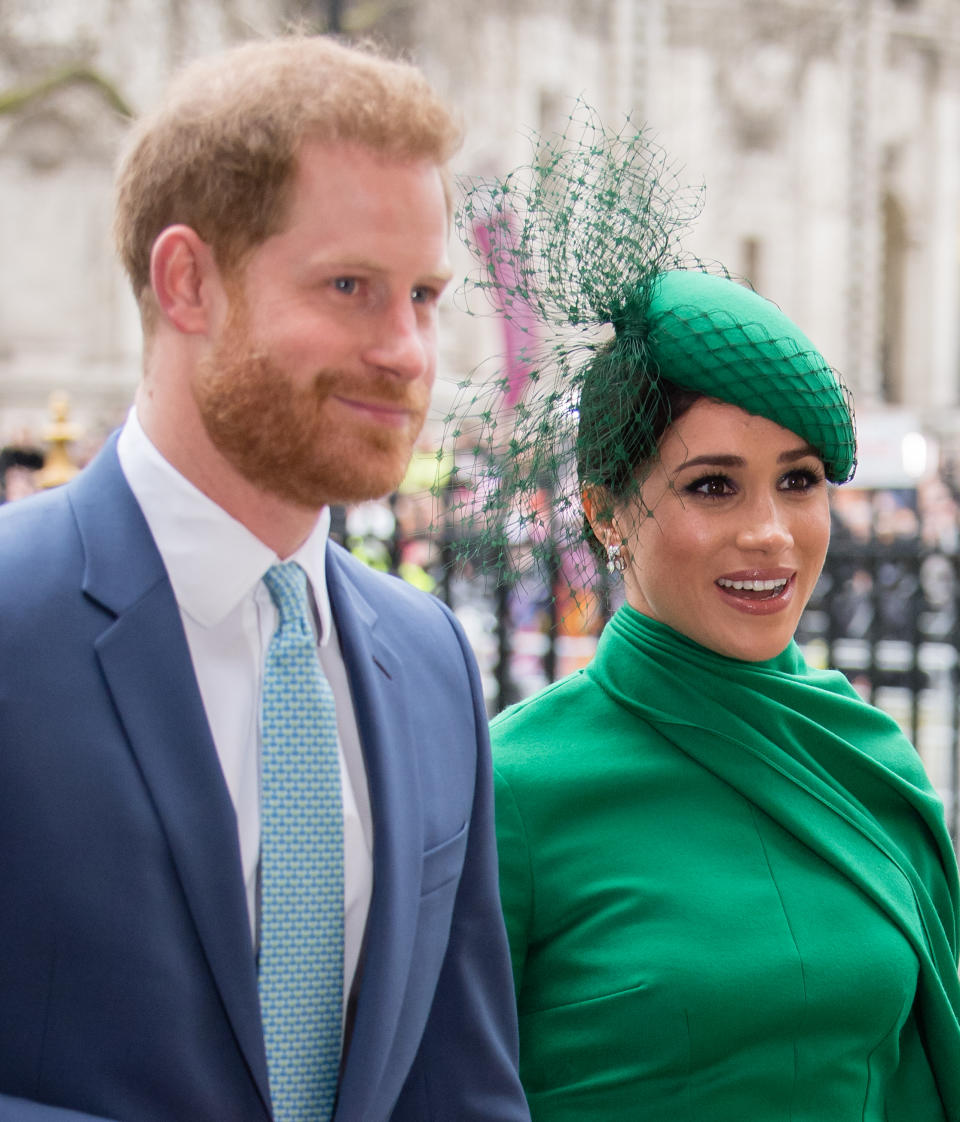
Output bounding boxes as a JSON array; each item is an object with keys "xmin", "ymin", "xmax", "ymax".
[
  {"xmin": 308, "ymin": 255, "xmax": 453, "ymax": 283},
  {"xmin": 411, "ymin": 265, "xmax": 454, "ymax": 286}
]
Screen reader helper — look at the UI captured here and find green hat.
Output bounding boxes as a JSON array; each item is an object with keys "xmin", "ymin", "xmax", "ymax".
[{"xmin": 643, "ymin": 270, "xmax": 855, "ymax": 483}]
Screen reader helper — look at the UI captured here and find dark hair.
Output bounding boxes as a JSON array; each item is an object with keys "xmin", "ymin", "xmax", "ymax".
[{"xmin": 576, "ymin": 336, "xmax": 702, "ymax": 556}]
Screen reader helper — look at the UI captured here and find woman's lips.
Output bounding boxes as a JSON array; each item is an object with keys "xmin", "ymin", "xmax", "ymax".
[{"xmin": 714, "ymin": 571, "xmax": 797, "ymax": 613}]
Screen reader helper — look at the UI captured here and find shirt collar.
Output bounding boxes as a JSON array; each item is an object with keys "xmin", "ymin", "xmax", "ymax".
[{"xmin": 116, "ymin": 407, "xmax": 333, "ymax": 643}]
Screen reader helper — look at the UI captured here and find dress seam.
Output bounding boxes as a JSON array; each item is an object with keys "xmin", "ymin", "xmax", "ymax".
[{"xmin": 751, "ymin": 803, "xmax": 807, "ymax": 1122}]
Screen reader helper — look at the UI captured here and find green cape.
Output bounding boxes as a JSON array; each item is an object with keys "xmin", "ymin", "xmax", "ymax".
[{"xmin": 589, "ymin": 606, "xmax": 960, "ymax": 1116}]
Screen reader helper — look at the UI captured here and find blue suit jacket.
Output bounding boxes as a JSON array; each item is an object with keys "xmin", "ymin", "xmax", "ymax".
[{"xmin": 0, "ymin": 437, "xmax": 527, "ymax": 1121}]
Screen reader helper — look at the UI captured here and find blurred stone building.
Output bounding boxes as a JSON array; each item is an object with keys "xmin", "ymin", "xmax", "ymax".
[
  {"xmin": 0, "ymin": 0, "xmax": 280, "ymax": 453},
  {"xmin": 0, "ymin": 0, "xmax": 958, "ymax": 479}
]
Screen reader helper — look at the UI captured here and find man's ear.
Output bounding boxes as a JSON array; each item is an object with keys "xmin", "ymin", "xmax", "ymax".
[{"xmin": 149, "ymin": 225, "xmax": 223, "ymax": 336}]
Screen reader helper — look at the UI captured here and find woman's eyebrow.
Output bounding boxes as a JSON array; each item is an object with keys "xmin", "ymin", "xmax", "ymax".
[
  {"xmin": 675, "ymin": 445, "xmax": 819, "ymax": 473},
  {"xmin": 779, "ymin": 444, "xmax": 821, "ymax": 464},
  {"xmin": 675, "ymin": 453, "xmax": 744, "ymax": 471}
]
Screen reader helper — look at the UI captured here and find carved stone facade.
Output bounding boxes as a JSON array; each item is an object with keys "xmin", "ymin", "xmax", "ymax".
[
  {"xmin": 410, "ymin": 0, "xmax": 960, "ymax": 469},
  {"xmin": 0, "ymin": 0, "xmax": 286, "ymax": 447},
  {"xmin": 1, "ymin": 0, "xmax": 959, "ymax": 466}
]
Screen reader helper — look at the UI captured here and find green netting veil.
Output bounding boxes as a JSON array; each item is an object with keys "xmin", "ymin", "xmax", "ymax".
[{"xmin": 439, "ymin": 102, "xmax": 856, "ymax": 591}]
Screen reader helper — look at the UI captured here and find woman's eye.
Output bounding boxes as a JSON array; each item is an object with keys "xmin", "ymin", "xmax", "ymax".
[
  {"xmin": 780, "ymin": 468, "xmax": 824, "ymax": 492},
  {"xmin": 687, "ymin": 474, "xmax": 734, "ymax": 497}
]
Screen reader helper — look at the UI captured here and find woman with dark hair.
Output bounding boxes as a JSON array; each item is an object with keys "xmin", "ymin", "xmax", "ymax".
[{"xmin": 452, "ymin": 110, "xmax": 960, "ymax": 1121}]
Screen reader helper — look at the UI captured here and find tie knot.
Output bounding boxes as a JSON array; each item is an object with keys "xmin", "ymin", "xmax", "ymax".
[{"xmin": 262, "ymin": 562, "xmax": 313, "ymax": 633}]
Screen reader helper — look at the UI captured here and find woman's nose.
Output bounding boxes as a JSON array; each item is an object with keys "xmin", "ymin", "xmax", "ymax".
[{"xmin": 735, "ymin": 498, "xmax": 794, "ymax": 552}]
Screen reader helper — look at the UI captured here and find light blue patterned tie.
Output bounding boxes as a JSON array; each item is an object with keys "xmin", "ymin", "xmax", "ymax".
[{"xmin": 259, "ymin": 561, "xmax": 343, "ymax": 1122}]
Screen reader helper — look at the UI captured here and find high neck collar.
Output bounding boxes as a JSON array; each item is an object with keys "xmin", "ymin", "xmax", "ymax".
[{"xmin": 605, "ymin": 603, "xmax": 805, "ymax": 677}]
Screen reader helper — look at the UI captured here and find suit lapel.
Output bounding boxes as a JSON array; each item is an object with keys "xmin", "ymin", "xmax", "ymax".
[
  {"xmin": 325, "ymin": 549, "xmax": 423, "ymax": 1121},
  {"xmin": 68, "ymin": 439, "xmax": 271, "ymax": 1115}
]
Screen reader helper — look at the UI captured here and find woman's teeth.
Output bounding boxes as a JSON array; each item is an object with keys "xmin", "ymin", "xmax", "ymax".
[{"xmin": 717, "ymin": 577, "xmax": 787, "ymax": 593}]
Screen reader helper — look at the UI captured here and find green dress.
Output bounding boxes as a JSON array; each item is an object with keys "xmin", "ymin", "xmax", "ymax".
[{"xmin": 492, "ymin": 606, "xmax": 960, "ymax": 1121}]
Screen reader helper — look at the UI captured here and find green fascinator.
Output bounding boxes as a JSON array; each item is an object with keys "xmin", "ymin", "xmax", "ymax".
[
  {"xmin": 643, "ymin": 270, "xmax": 855, "ymax": 483},
  {"xmin": 442, "ymin": 102, "xmax": 856, "ymax": 588}
]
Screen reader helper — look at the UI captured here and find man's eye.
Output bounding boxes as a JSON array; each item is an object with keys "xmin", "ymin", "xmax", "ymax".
[
  {"xmin": 333, "ymin": 277, "xmax": 358, "ymax": 294},
  {"xmin": 411, "ymin": 285, "xmax": 437, "ymax": 304}
]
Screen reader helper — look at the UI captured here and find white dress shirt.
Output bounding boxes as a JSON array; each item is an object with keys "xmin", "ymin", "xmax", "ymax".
[{"xmin": 117, "ymin": 409, "xmax": 373, "ymax": 1027}]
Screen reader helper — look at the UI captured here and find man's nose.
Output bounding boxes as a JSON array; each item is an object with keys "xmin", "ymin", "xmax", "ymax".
[{"xmin": 362, "ymin": 300, "xmax": 432, "ymax": 381}]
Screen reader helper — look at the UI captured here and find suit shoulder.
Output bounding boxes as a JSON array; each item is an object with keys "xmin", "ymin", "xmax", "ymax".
[
  {"xmin": 327, "ymin": 538, "xmax": 456, "ymax": 627},
  {"xmin": 0, "ymin": 482, "xmax": 73, "ymax": 534},
  {"xmin": 0, "ymin": 486, "xmax": 78, "ymax": 576}
]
